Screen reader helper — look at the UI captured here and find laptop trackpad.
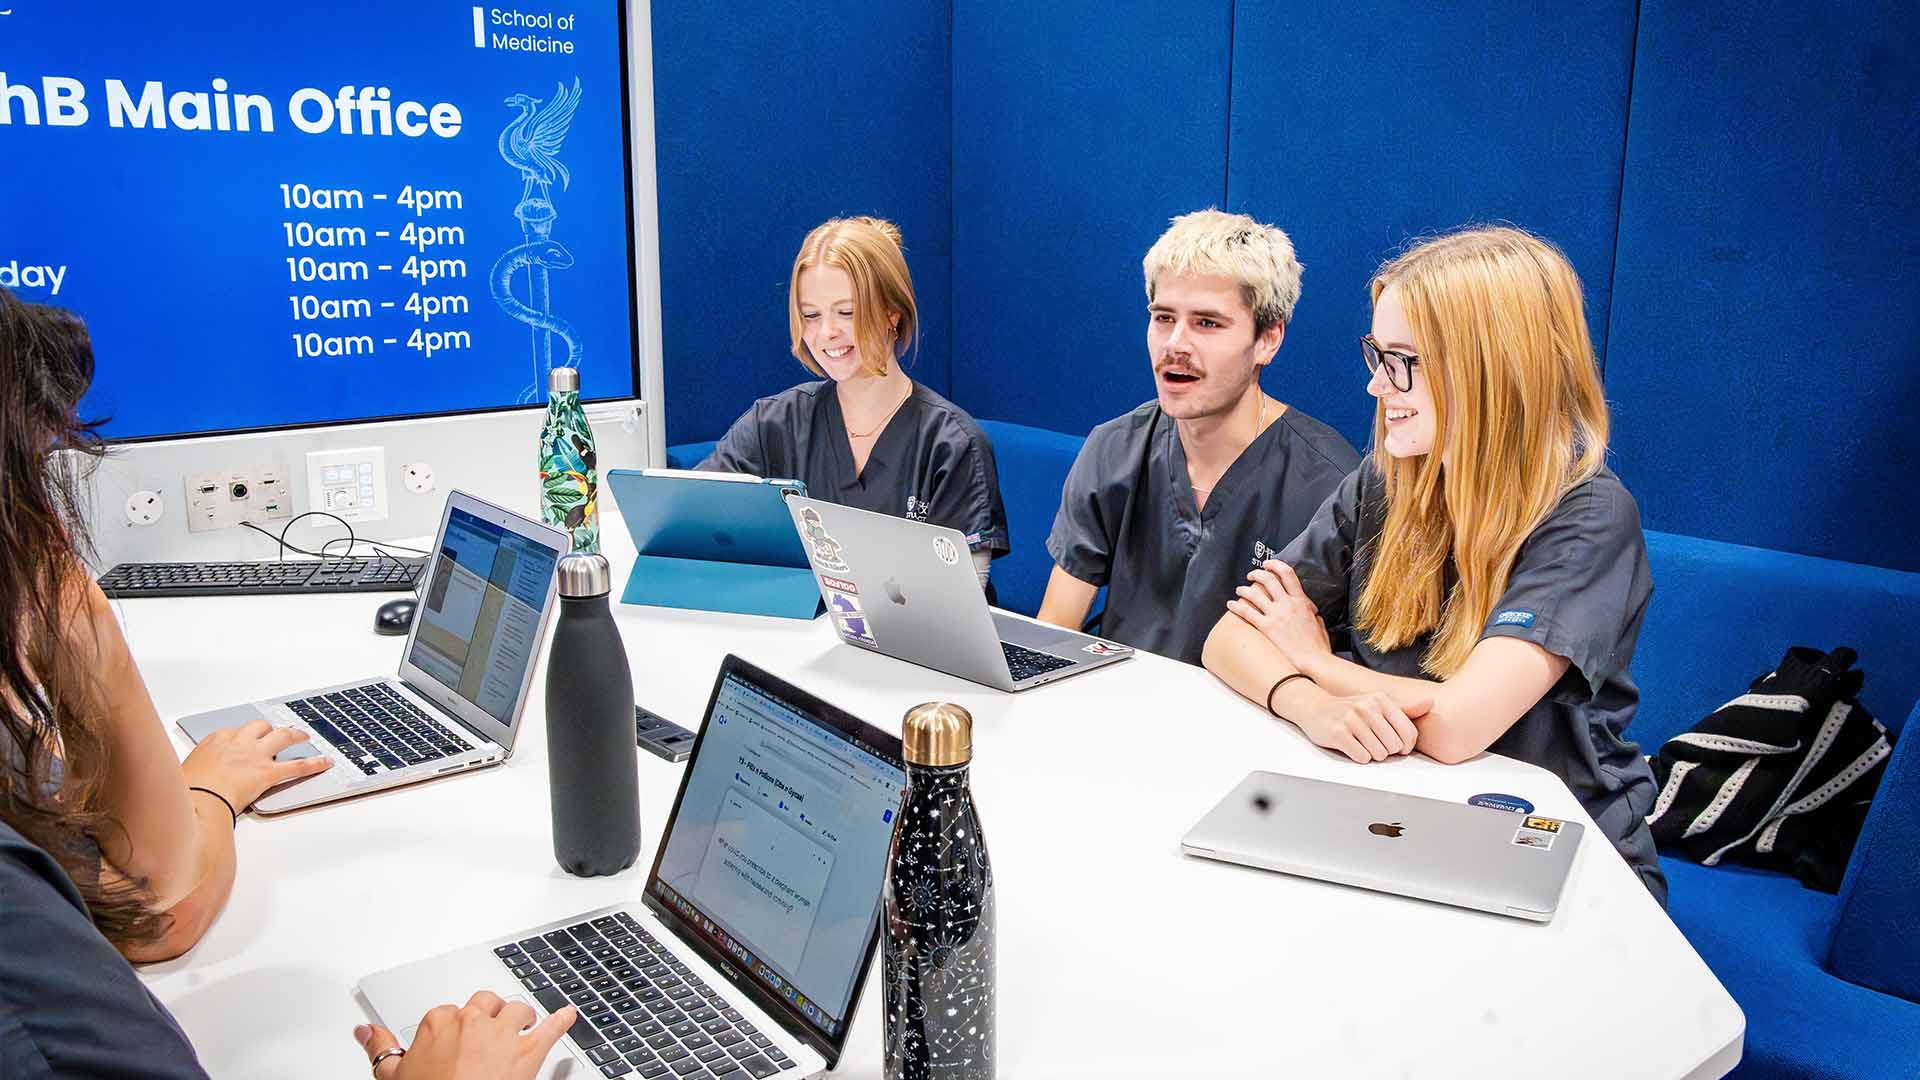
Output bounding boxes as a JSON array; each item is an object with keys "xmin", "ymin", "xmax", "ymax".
[{"xmin": 177, "ymin": 704, "xmax": 322, "ymax": 762}]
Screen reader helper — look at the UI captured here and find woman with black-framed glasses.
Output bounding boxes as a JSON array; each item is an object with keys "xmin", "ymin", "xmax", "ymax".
[{"xmin": 1202, "ymin": 226, "xmax": 1667, "ymax": 906}]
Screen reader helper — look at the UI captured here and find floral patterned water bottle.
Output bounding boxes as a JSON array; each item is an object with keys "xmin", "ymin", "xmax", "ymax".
[
  {"xmin": 884, "ymin": 702, "xmax": 995, "ymax": 1080},
  {"xmin": 538, "ymin": 366, "xmax": 598, "ymax": 552}
]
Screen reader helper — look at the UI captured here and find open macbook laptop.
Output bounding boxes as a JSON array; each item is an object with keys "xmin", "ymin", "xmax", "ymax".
[
  {"xmin": 784, "ymin": 495, "xmax": 1133, "ymax": 691},
  {"xmin": 176, "ymin": 490, "xmax": 566, "ymax": 814},
  {"xmin": 1182, "ymin": 771, "xmax": 1585, "ymax": 921},
  {"xmin": 361, "ymin": 654, "xmax": 907, "ymax": 1079}
]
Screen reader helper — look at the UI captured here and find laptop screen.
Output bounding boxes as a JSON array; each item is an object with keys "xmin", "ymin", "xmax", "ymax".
[
  {"xmin": 648, "ymin": 659, "xmax": 906, "ymax": 1054},
  {"xmin": 406, "ymin": 505, "xmax": 561, "ymax": 723}
]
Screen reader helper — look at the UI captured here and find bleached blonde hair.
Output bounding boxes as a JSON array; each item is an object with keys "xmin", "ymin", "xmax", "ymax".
[
  {"xmin": 1142, "ymin": 209, "xmax": 1303, "ymax": 335},
  {"xmin": 1354, "ymin": 226, "xmax": 1610, "ymax": 677},
  {"xmin": 789, "ymin": 216, "xmax": 918, "ymax": 378}
]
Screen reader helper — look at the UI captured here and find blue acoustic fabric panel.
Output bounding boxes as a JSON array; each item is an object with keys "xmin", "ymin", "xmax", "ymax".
[
  {"xmin": 1606, "ymin": 2, "xmax": 1920, "ymax": 572},
  {"xmin": 664, "ymin": 442, "xmax": 716, "ymax": 470},
  {"xmin": 1827, "ymin": 701, "xmax": 1920, "ymax": 1005},
  {"xmin": 1635, "ymin": 530, "xmax": 1920, "ymax": 753},
  {"xmin": 975, "ymin": 420, "xmax": 1085, "ymax": 616},
  {"xmin": 1224, "ymin": 3, "xmax": 1637, "ymax": 450},
  {"xmin": 651, "ymin": 2, "xmax": 953, "ymax": 445},
  {"xmin": 950, "ymin": 1, "xmax": 1233, "ymax": 436}
]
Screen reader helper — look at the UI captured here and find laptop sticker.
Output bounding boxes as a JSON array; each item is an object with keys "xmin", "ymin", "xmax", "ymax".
[
  {"xmin": 1468, "ymin": 792, "xmax": 1535, "ymax": 815},
  {"xmin": 835, "ymin": 612, "xmax": 879, "ymax": 648},
  {"xmin": 820, "ymin": 574, "xmax": 859, "ymax": 595},
  {"xmin": 1523, "ymin": 816, "xmax": 1563, "ymax": 833},
  {"xmin": 1083, "ymin": 639, "xmax": 1133, "ymax": 656},
  {"xmin": 1512, "ymin": 827, "xmax": 1555, "ymax": 851},
  {"xmin": 931, "ymin": 535, "xmax": 959, "ymax": 566},
  {"xmin": 798, "ymin": 506, "xmax": 850, "ymax": 572},
  {"xmin": 825, "ymin": 589, "xmax": 863, "ymax": 621}
]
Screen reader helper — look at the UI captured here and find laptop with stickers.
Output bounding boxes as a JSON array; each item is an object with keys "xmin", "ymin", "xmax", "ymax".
[
  {"xmin": 1182, "ymin": 771, "xmax": 1585, "ymax": 921},
  {"xmin": 782, "ymin": 496, "xmax": 1133, "ymax": 692}
]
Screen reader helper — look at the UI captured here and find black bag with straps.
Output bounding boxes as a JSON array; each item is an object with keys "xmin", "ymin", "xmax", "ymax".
[{"xmin": 1647, "ymin": 646, "xmax": 1893, "ymax": 892}]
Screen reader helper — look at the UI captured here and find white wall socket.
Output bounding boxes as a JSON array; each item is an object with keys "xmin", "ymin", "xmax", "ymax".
[
  {"xmin": 305, "ymin": 446, "xmax": 389, "ymax": 524},
  {"xmin": 125, "ymin": 490, "xmax": 164, "ymax": 527},
  {"xmin": 184, "ymin": 462, "xmax": 292, "ymax": 534},
  {"xmin": 401, "ymin": 461, "xmax": 436, "ymax": 495}
]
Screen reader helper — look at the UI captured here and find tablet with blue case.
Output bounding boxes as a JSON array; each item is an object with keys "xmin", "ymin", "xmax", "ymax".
[{"xmin": 604, "ymin": 468, "xmax": 822, "ymax": 619}]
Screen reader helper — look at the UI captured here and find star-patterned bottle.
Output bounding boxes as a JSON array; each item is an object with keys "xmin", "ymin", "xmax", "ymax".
[{"xmin": 884, "ymin": 702, "xmax": 995, "ymax": 1080}]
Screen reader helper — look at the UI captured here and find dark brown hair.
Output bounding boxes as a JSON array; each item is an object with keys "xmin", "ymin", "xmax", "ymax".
[{"xmin": 0, "ymin": 286, "xmax": 167, "ymax": 948}]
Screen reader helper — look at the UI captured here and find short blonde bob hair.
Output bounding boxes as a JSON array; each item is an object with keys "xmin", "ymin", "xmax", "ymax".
[
  {"xmin": 789, "ymin": 216, "xmax": 918, "ymax": 378},
  {"xmin": 1142, "ymin": 209, "xmax": 1303, "ymax": 336}
]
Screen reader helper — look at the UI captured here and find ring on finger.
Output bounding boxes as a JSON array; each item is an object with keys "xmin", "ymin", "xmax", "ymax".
[{"xmin": 370, "ymin": 1046, "xmax": 406, "ymax": 1074}]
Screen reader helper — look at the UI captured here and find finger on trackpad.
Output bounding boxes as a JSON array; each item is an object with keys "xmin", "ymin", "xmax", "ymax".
[{"xmin": 275, "ymin": 739, "xmax": 323, "ymax": 762}]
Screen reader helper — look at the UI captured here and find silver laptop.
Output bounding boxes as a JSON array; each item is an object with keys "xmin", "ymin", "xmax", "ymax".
[
  {"xmin": 785, "ymin": 495, "xmax": 1133, "ymax": 691},
  {"xmin": 1181, "ymin": 771, "xmax": 1585, "ymax": 921},
  {"xmin": 176, "ymin": 490, "xmax": 567, "ymax": 814},
  {"xmin": 361, "ymin": 655, "xmax": 907, "ymax": 1080}
]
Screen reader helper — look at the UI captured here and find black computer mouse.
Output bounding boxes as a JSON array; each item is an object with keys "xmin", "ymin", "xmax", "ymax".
[{"xmin": 374, "ymin": 597, "xmax": 417, "ymax": 636}]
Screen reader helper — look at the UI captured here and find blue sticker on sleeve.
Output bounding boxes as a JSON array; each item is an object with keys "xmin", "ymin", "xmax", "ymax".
[
  {"xmin": 1468, "ymin": 792, "xmax": 1535, "ymax": 815},
  {"xmin": 1493, "ymin": 609, "xmax": 1536, "ymax": 628}
]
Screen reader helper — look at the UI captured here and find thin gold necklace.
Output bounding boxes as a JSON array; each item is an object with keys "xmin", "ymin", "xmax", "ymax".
[{"xmin": 847, "ymin": 381, "xmax": 913, "ymax": 439}]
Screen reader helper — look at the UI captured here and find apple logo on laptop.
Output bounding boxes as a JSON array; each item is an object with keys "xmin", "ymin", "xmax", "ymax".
[
  {"xmin": 1367, "ymin": 821, "xmax": 1405, "ymax": 838},
  {"xmin": 884, "ymin": 578, "xmax": 907, "ymax": 606}
]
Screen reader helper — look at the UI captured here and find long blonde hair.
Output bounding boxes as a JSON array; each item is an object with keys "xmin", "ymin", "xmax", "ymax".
[
  {"xmin": 1353, "ymin": 227, "xmax": 1610, "ymax": 676},
  {"xmin": 788, "ymin": 216, "xmax": 918, "ymax": 378}
]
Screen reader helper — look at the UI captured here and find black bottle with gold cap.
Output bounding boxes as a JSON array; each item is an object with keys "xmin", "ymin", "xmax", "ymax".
[{"xmin": 883, "ymin": 702, "xmax": 995, "ymax": 1079}]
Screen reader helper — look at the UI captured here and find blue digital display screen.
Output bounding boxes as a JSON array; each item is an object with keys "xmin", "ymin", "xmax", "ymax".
[{"xmin": 0, "ymin": 2, "xmax": 640, "ymax": 440}]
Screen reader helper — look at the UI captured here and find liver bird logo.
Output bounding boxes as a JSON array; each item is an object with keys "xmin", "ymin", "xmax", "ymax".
[{"xmin": 498, "ymin": 77, "xmax": 582, "ymax": 202}]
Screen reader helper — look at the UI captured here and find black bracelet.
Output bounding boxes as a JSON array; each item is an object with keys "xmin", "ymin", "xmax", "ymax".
[
  {"xmin": 1265, "ymin": 671, "xmax": 1315, "ymax": 719},
  {"xmin": 188, "ymin": 786, "xmax": 238, "ymax": 828}
]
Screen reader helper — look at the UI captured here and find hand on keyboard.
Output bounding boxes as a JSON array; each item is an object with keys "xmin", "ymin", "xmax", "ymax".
[
  {"xmin": 180, "ymin": 718, "xmax": 334, "ymax": 814},
  {"xmin": 356, "ymin": 991, "xmax": 578, "ymax": 1080}
]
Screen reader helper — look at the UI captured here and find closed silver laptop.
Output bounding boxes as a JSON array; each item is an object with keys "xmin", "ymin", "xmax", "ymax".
[
  {"xmin": 784, "ymin": 495, "xmax": 1133, "ymax": 691},
  {"xmin": 176, "ymin": 490, "xmax": 567, "ymax": 813},
  {"xmin": 1182, "ymin": 771, "xmax": 1585, "ymax": 921}
]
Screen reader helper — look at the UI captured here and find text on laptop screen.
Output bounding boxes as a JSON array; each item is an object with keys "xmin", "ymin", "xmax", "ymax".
[
  {"xmin": 407, "ymin": 508, "xmax": 559, "ymax": 722},
  {"xmin": 653, "ymin": 672, "xmax": 906, "ymax": 1040}
]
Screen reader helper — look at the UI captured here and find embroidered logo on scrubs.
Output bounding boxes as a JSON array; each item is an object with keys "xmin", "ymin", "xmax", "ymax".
[
  {"xmin": 1251, "ymin": 539, "xmax": 1279, "ymax": 569},
  {"xmin": 904, "ymin": 495, "xmax": 930, "ymax": 522},
  {"xmin": 1494, "ymin": 609, "xmax": 1536, "ymax": 628}
]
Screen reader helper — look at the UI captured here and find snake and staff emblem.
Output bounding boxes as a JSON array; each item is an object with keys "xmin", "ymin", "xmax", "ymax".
[{"xmin": 493, "ymin": 78, "xmax": 584, "ymax": 402}]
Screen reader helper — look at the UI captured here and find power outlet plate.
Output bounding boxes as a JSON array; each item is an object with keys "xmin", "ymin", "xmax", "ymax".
[
  {"xmin": 304, "ymin": 446, "xmax": 389, "ymax": 524},
  {"xmin": 183, "ymin": 462, "xmax": 292, "ymax": 534}
]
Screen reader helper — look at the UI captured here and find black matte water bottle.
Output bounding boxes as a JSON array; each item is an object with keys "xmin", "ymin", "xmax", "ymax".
[
  {"xmin": 884, "ymin": 702, "xmax": 995, "ymax": 1080},
  {"xmin": 545, "ymin": 551, "xmax": 640, "ymax": 876}
]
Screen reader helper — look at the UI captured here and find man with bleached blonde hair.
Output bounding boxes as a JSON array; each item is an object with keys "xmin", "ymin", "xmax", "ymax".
[{"xmin": 1037, "ymin": 209, "xmax": 1358, "ymax": 664}]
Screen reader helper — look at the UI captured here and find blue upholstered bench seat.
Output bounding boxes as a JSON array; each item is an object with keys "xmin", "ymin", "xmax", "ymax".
[{"xmin": 1664, "ymin": 846, "xmax": 1920, "ymax": 1079}]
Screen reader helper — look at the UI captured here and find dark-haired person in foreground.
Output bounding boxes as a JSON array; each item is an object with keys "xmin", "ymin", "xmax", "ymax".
[{"xmin": 0, "ymin": 287, "xmax": 577, "ymax": 1078}]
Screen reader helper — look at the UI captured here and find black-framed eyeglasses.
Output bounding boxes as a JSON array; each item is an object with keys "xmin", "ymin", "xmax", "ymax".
[{"xmin": 1360, "ymin": 335, "xmax": 1420, "ymax": 393}]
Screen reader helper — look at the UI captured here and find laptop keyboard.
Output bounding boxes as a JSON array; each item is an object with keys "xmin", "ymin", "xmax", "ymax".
[
  {"xmin": 494, "ymin": 911, "xmax": 795, "ymax": 1079},
  {"xmin": 285, "ymin": 683, "xmax": 472, "ymax": 776},
  {"xmin": 1001, "ymin": 640, "xmax": 1076, "ymax": 682}
]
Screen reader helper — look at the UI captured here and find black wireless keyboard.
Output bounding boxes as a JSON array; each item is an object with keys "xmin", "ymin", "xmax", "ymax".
[{"xmin": 97, "ymin": 556, "xmax": 426, "ymax": 598}]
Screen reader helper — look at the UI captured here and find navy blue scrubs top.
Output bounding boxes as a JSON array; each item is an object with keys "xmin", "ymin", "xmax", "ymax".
[
  {"xmin": 1047, "ymin": 400, "xmax": 1359, "ymax": 664},
  {"xmin": 699, "ymin": 380, "xmax": 1010, "ymax": 559},
  {"xmin": 0, "ymin": 822, "xmax": 207, "ymax": 1078},
  {"xmin": 1279, "ymin": 462, "xmax": 1669, "ymax": 905}
]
